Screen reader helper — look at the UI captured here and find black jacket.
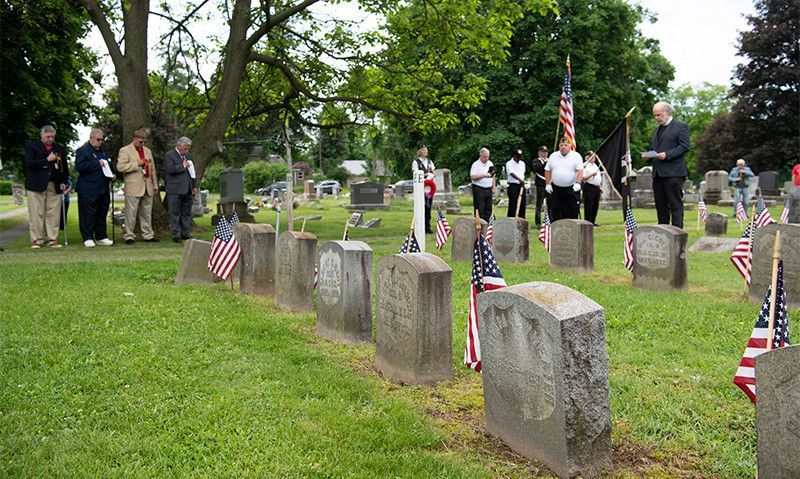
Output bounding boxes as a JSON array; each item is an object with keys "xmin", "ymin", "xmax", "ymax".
[
  {"xmin": 650, "ymin": 119, "xmax": 690, "ymax": 178},
  {"xmin": 24, "ymin": 140, "xmax": 69, "ymax": 192},
  {"xmin": 163, "ymin": 149, "xmax": 197, "ymax": 195},
  {"xmin": 531, "ymin": 157, "xmax": 547, "ymax": 187},
  {"xmin": 75, "ymin": 142, "xmax": 115, "ymax": 196}
]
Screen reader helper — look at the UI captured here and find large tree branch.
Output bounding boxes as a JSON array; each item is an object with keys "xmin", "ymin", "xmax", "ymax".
[
  {"xmin": 246, "ymin": 0, "xmax": 322, "ymax": 48},
  {"xmin": 155, "ymin": 0, "xmax": 212, "ymax": 43},
  {"xmin": 79, "ymin": 0, "xmax": 125, "ymax": 68}
]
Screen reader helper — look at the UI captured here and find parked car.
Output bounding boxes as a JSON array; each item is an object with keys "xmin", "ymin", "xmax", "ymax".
[
  {"xmin": 391, "ymin": 179, "xmax": 414, "ymax": 195},
  {"xmin": 317, "ymin": 180, "xmax": 341, "ymax": 194},
  {"xmin": 254, "ymin": 181, "xmax": 288, "ymax": 196}
]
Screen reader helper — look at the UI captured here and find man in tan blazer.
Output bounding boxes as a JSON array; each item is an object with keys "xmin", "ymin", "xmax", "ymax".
[{"xmin": 117, "ymin": 129, "xmax": 159, "ymax": 243}]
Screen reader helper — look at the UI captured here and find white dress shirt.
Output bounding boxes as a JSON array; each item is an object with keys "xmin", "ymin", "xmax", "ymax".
[
  {"xmin": 505, "ymin": 159, "xmax": 526, "ymax": 184},
  {"xmin": 470, "ymin": 159, "xmax": 494, "ymax": 188}
]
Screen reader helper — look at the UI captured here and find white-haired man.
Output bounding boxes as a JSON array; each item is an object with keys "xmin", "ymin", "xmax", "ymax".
[
  {"xmin": 644, "ymin": 101, "xmax": 690, "ymax": 228},
  {"xmin": 164, "ymin": 137, "xmax": 198, "ymax": 242},
  {"xmin": 470, "ymin": 147, "xmax": 496, "ymax": 223}
]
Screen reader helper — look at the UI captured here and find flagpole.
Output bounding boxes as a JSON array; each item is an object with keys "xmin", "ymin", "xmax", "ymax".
[
  {"xmin": 300, "ymin": 217, "xmax": 307, "ymax": 233},
  {"xmin": 515, "ymin": 186, "xmax": 523, "ymax": 218},
  {"xmin": 406, "ymin": 215, "xmax": 416, "ymax": 253},
  {"xmin": 553, "ymin": 115, "xmax": 562, "ymax": 153},
  {"xmin": 342, "ymin": 222, "xmax": 349, "ymax": 241},
  {"xmin": 765, "ymin": 230, "xmax": 782, "ymax": 351}
]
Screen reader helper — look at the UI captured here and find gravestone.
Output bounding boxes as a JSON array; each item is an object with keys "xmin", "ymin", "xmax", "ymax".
[
  {"xmin": 704, "ymin": 170, "xmax": 729, "ymax": 204},
  {"xmin": 175, "ymin": 239, "xmax": 217, "ymax": 285},
  {"xmin": 316, "ymin": 241, "xmax": 373, "ymax": 344},
  {"xmin": 432, "ymin": 168, "xmax": 462, "ymax": 213},
  {"xmin": 275, "ymin": 231, "xmax": 317, "ymax": 313},
  {"xmin": 631, "ymin": 167, "xmax": 653, "ymax": 208},
  {"xmin": 349, "ymin": 181, "xmax": 386, "ymax": 210},
  {"xmin": 549, "ymin": 219, "xmax": 594, "ymax": 273},
  {"xmin": 755, "ymin": 345, "xmax": 800, "ymax": 479},
  {"xmin": 492, "ymin": 217, "xmax": 529, "ymax": 263},
  {"xmin": 749, "ymin": 224, "xmax": 800, "ymax": 308},
  {"xmin": 12, "ymin": 184, "xmax": 24, "ymax": 205},
  {"xmin": 347, "ymin": 212, "xmax": 364, "ymax": 228},
  {"xmin": 759, "ymin": 171, "xmax": 781, "ymax": 196},
  {"xmin": 304, "ymin": 180, "xmax": 316, "ymax": 200},
  {"xmin": 451, "ymin": 217, "xmax": 488, "ymax": 262},
  {"xmin": 477, "ymin": 282, "xmax": 611, "ymax": 479},
  {"xmin": 191, "ymin": 193, "xmax": 205, "ymax": 217},
  {"xmin": 705, "ymin": 212, "xmax": 728, "ymax": 236},
  {"xmin": 375, "ymin": 253, "xmax": 453, "ymax": 384},
  {"xmin": 383, "ymin": 187, "xmax": 394, "ymax": 204},
  {"xmin": 233, "ymin": 223, "xmax": 276, "ymax": 296},
  {"xmin": 789, "ymin": 188, "xmax": 800, "ymax": 224},
  {"xmin": 213, "ymin": 168, "xmax": 254, "ymax": 224},
  {"xmin": 688, "ymin": 237, "xmax": 738, "ymax": 253},
  {"xmin": 632, "ymin": 225, "xmax": 688, "ymax": 290}
]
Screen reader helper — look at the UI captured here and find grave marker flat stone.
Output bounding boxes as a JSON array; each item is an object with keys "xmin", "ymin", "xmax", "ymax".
[
  {"xmin": 349, "ymin": 181, "xmax": 386, "ymax": 209},
  {"xmin": 750, "ymin": 224, "xmax": 800, "ymax": 308},
  {"xmin": 688, "ymin": 237, "xmax": 738, "ymax": 253},
  {"xmin": 233, "ymin": 223, "xmax": 276, "ymax": 296},
  {"xmin": 175, "ymin": 239, "xmax": 217, "ymax": 285},
  {"xmin": 375, "ymin": 253, "xmax": 452, "ymax": 385},
  {"xmin": 755, "ymin": 345, "xmax": 800, "ymax": 479},
  {"xmin": 492, "ymin": 217, "xmax": 529, "ymax": 263},
  {"xmin": 451, "ymin": 217, "xmax": 488, "ymax": 261},
  {"xmin": 632, "ymin": 225, "xmax": 688, "ymax": 290},
  {"xmin": 705, "ymin": 212, "xmax": 728, "ymax": 236},
  {"xmin": 478, "ymin": 282, "xmax": 611, "ymax": 479},
  {"xmin": 275, "ymin": 231, "xmax": 317, "ymax": 312},
  {"xmin": 549, "ymin": 219, "xmax": 594, "ymax": 273},
  {"xmin": 316, "ymin": 240, "xmax": 373, "ymax": 344}
]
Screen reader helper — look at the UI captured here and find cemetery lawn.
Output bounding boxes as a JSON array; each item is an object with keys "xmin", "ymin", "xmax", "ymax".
[{"xmin": 1, "ymin": 194, "xmax": 795, "ymax": 478}]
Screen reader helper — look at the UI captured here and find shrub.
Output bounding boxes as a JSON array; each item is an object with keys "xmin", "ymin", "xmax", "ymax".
[
  {"xmin": 0, "ymin": 180, "xmax": 12, "ymax": 195},
  {"xmin": 242, "ymin": 161, "xmax": 290, "ymax": 193}
]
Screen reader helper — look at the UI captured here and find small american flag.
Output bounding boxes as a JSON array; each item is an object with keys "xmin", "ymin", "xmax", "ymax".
[
  {"xmin": 730, "ymin": 221, "xmax": 754, "ymax": 285},
  {"xmin": 733, "ymin": 260, "xmax": 791, "ymax": 404},
  {"xmin": 781, "ymin": 198, "xmax": 790, "ymax": 223},
  {"xmin": 735, "ymin": 201, "xmax": 747, "ymax": 225},
  {"xmin": 623, "ymin": 206, "xmax": 637, "ymax": 272},
  {"xmin": 435, "ymin": 210, "xmax": 452, "ymax": 250},
  {"xmin": 208, "ymin": 214, "xmax": 242, "ymax": 280},
  {"xmin": 399, "ymin": 232, "xmax": 421, "ymax": 253},
  {"xmin": 485, "ymin": 214, "xmax": 494, "ymax": 246},
  {"xmin": 465, "ymin": 232, "xmax": 506, "ymax": 372},
  {"xmin": 559, "ymin": 56, "xmax": 576, "ymax": 150},
  {"xmin": 754, "ymin": 196, "xmax": 774, "ymax": 228},
  {"xmin": 313, "ymin": 266, "xmax": 318, "ymax": 289},
  {"xmin": 698, "ymin": 195, "xmax": 708, "ymax": 223},
  {"xmin": 538, "ymin": 209, "xmax": 551, "ymax": 252}
]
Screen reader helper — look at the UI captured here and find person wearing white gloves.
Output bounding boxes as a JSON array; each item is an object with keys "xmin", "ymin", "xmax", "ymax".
[{"xmin": 544, "ymin": 137, "xmax": 583, "ymax": 221}]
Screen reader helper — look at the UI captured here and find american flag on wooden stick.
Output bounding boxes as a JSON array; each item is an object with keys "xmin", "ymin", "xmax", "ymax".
[
  {"xmin": 485, "ymin": 214, "xmax": 494, "ymax": 246},
  {"xmin": 465, "ymin": 232, "xmax": 506, "ymax": 372},
  {"xmin": 733, "ymin": 260, "xmax": 791, "ymax": 404},
  {"xmin": 754, "ymin": 196, "xmax": 774, "ymax": 228},
  {"xmin": 435, "ymin": 210, "xmax": 452, "ymax": 250},
  {"xmin": 735, "ymin": 201, "xmax": 748, "ymax": 225},
  {"xmin": 208, "ymin": 214, "xmax": 241, "ymax": 280},
  {"xmin": 399, "ymin": 232, "xmax": 421, "ymax": 253},
  {"xmin": 623, "ymin": 206, "xmax": 637, "ymax": 272},
  {"xmin": 780, "ymin": 197, "xmax": 790, "ymax": 223},
  {"xmin": 698, "ymin": 195, "xmax": 708, "ymax": 223},
  {"xmin": 538, "ymin": 209, "xmax": 551, "ymax": 252},
  {"xmin": 559, "ymin": 56, "xmax": 576, "ymax": 150},
  {"xmin": 730, "ymin": 221, "xmax": 754, "ymax": 285}
]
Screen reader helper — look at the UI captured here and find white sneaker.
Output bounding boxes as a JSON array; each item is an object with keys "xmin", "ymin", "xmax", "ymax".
[
  {"xmin": 97, "ymin": 238, "xmax": 114, "ymax": 246},
  {"xmin": 84, "ymin": 239, "xmax": 96, "ymax": 248}
]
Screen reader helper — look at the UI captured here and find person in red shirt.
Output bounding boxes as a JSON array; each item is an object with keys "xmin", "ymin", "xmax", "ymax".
[{"xmin": 792, "ymin": 162, "xmax": 800, "ymax": 187}]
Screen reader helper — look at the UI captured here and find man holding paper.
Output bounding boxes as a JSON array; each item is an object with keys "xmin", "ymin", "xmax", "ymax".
[
  {"xmin": 164, "ymin": 136, "xmax": 198, "ymax": 243},
  {"xmin": 75, "ymin": 128, "xmax": 116, "ymax": 247}
]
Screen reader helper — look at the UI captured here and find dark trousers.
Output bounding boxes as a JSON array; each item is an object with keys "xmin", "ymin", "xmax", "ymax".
[
  {"xmin": 653, "ymin": 176, "xmax": 684, "ymax": 228},
  {"xmin": 506, "ymin": 183, "xmax": 526, "ymax": 218},
  {"xmin": 78, "ymin": 192, "xmax": 110, "ymax": 240},
  {"xmin": 550, "ymin": 185, "xmax": 580, "ymax": 222},
  {"xmin": 424, "ymin": 196, "xmax": 433, "ymax": 233},
  {"xmin": 472, "ymin": 185, "xmax": 493, "ymax": 223},
  {"xmin": 167, "ymin": 193, "xmax": 193, "ymax": 239},
  {"xmin": 534, "ymin": 184, "xmax": 547, "ymax": 225},
  {"xmin": 582, "ymin": 183, "xmax": 600, "ymax": 225}
]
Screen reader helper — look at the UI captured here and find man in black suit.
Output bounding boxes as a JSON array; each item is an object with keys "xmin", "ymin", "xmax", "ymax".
[
  {"xmin": 164, "ymin": 137, "xmax": 198, "ymax": 242},
  {"xmin": 75, "ymin": 128, "xmax": 116, "ymax": 247},
  {"xmin": 645, "ymin": 101, "xmax": 690, "ymax": 229},
  {"xmin": 24, "ymin": 125, "xmax": 70, "ymax": 248}
]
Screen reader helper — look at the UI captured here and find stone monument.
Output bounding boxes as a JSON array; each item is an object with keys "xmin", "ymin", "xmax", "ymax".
[
  {"xmin": 477, "ymin": 282, "xmax": 612, "ymax": 479},
  {"xmin": 212, "ymin": 168, "xmax": 254, "ymax": 224},
  {"xmin": 630, "ymin": 167, "xmax": 653, "ymax": 208},
  {"xmin": 304, "ymin": 180, "xmax": 316, "ymax": 200},
  {"xmin": 789, "ymin": 187, "xmax": 800, "ymax": 224},
  {"xmin": 755, "ymin": 345, "xmax": 800, "ymax": 479},
  {"xmin": 451, "ymin": 217, "xmax": 488, "ymax": 262},
  {"xmin": 749, "ymin": 224, "xmax": 800, "ymax": 308},
  {"xmin": 316, "ymin": 240, "xmax": 373, "ymax": 344},
  {"xmin": 549, "ymin": 219, "xmax": 594, "ymax": 273},
  {"xmin": 375, "ymin": 253, "xmax": 452, "ymax": 385},
  {"xmin": 275, "ymin": 231, "xmax": 317, "ymax": 313},
  {"xmin": 704, "ymin": 170, "xmax": 729, "ymax": 204},
  {"xmin": 758, "ymin": 171, "xmax": 781, "ymax": 196},
  {"xmin": 491, "ymin": 217, "xmax": 529, "ymax": 263},
  {"xmin": 632, "ymin": 225, "xmax": 688, "ymax": 290},
  {"xmin": 348, "ymin": 181, "xmax": 386, "ymax": 210},
  {"xmin": 705, "ymin": 212, "xmax": 728, "ymax": 236},
  {"xmin": 175, "ymin": 239, "xmax": 217, "ymax": 285},
  {"xmin": 431, "ymin": 168, "xmax": 462, "ymax": 214},
  {"xmin": 233, "ymin": 223, "xmax": 276, "ymax": 296}
]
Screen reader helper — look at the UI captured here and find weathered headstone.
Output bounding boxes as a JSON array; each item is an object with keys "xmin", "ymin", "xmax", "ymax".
[
  {"xmin": 375, "ymin": 253, "xmax": 452, "ymax": 385},
  {"xmin": 175, "ymin": 239, "xmax": 217, "ymax": 285},
  {"xmin": 549, "ymin": 219, "xmax": 594, "ymax": 273},
  {"xmin": 492, "ymin": 217, "xmax": 529, "ymax": 263},
  {"xmin": 451, "ymin": 217, "xmax": 488, "ymax": 261},
  {"xmin": 750, "ymin": 223, "xmax": 800, "ymax": 308},
  {"xmin": 789, "ymin": 188, "xmax": 800, "ymax": 224},
  {"xmin": 705, "ymin": 212, "xmax": 728, "ymax": 236},
  {"xmin": 632, "ymin": 225, "xmax": 688, "ymax": 290},
  {"xmin": 191, "ymin": 193, "xmax": 205, "ymax": 217},
  {"xmin": 704, "ymin": 170, "xmax": 729, "ymax": 204},
  {"xmin": 347, "ymin": 212, "xmax": 364, "ymax": 228},
  {"xmin": 275, "ymin": 231, "xmax": 317, "ymax": 313},
  {"xmin": 233, "ymin": 223, "xmax": 276, "ymax": 296},
  {"xmin": 304, "ymin": 180, "xmax": 316, "ymax": 199},
  {"xmin": 432, "ymin": 168, "xmax": 462, "ymax": 213},
  {"xmin": 478, "ymin": 282, "xmax": 611, "ymax": 479},
  {"xmin": 759, "ymin": 171, "xmax": 781, "ymax": 196},
  {"xmin": 213, "ymin": 168, "xmax": 254, "ymax": 224},
  {"xmin": 316, "ymin": 241, "xmax": 373, "ymax": 344},
  {"xmin": 12, "ymin": 184, "xmax": 24, "ymax": 205},
  {"xmin": 755, "ymin": 345, "xmax": 800, "ymax": 479},
  {"xmin": 630, "ymin": 167, "xmax": 653, "ymax": 208},
  {"xmin": 349, "ymin": 181, "xmax": 386, "ymax": 210},
  {"xmin": 688, "ymin": 237, "xmax": 738, "ymax": 253}
]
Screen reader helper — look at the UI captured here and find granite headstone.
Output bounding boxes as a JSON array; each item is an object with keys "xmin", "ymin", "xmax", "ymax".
[
  {"xmin": 704, "ymin": 170, "xmax": 729, "ymax": 204},
  {"xmin": 233, "ymin": 223, "xmax": 276, "ymax": 296},
  {"xmin": 705, "ymin": 212, "xmax": 728, "ymax": 236},
  {"xmin": 749, "ymin": 224, "xmax": 800, "ymax": 308},
  {"xmin": 175, "ymin": 239, "xmax": 217, "ymax": 285},
  {"xmin": 759, "ymin": 171, "xmax": 781, "ymax": 196},
  {"xmin": 789, "ymin": 188, "xmax": 800, "ymax": 224},
  {"xmin": 432, "ymin": 168, "xmax": 462, "ymax": 213},
  {"xmin": 451, "ymin": 217, "xmax": 488, "ymax": 262},
  {"xmin": 632, "ymin": 225, "xmax": 688, "ymax": 290},
  {"xmin": 350, "ymin": 181, "xmax": 386, "ymax": 209},
  {"xmin": 549, "ymin": 219, "xmax": 594, "ymax": 273},
  {"xmin": 492, "ymin": 217, "xmax": 530, "ymax": 263},
  {"xmin": 275, "ymin": 231, "xmax": 317, "ymax": 312}
]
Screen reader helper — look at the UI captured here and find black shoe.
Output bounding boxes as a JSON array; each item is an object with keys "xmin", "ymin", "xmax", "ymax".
[
  {"xmin": 144, "ymin": 237, "xmax": 159, "ymax": 243},
  {"xmin": 181, "ymin": 235, "xmax": 193, "ymax": 240},
  {"xmin": 173, "ymin": 237, "xmax": 181, "ymax": 243},
  {"xmin": 125, "ymin": 239, "xmax": 135, "ymax": 244},
  {"xmin": 593, "ymin": 223, "xmax": 601, "ymax": 227}
]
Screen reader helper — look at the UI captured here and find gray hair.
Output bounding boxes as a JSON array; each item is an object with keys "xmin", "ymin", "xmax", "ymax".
[
  {"xmin": 480, "ymin": 147, "xmax": 490, "ymax": 156},
  {"xmin": 737, "ymin": 158, "xmax": 745, "ymax": 166},
  {"xmin": 176, "ymin": 136, "xmax": 192, "ymax": 147},
  {"xmin": 654, "ymin": 101, "xmax": 675, "ymax": 116},
  {"xmin": 40, "ymin": 125, "xmax": 56, "ymax": 134},
  {"xmin": 90, "ymin": 128, "xmax": 104, "ymax": 139}
]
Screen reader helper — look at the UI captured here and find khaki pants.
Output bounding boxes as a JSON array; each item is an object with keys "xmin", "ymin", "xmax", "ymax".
[
  {"xmin": 27, "ymin": 182, "xmax": 61, "ymax": 244},
  {"xmin": 123, "ymin": 194, "xmax": 154, "ymax": 240}
]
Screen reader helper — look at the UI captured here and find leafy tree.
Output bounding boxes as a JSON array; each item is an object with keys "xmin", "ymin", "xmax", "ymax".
[
  {"xmin": 242, "ymin": 161, "xmax": 290, "ymax": 193},
  {"xmin": 0, "ymin": 0, "xmax": 99, "ymax": 176}
]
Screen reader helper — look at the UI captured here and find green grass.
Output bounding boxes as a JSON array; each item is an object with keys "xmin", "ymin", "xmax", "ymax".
[{"xmin": 1, "ymin": 193, "xmax": 795, "ymax": 478}]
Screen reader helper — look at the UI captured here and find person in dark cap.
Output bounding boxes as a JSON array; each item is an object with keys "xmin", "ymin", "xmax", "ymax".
[
  {"xmin": 505, "ymin": 148, "xmax": 526, "ymax": 218},
  {"xmin": 412, "ymin": 145, "xmax": 436, "ymax": 233},
  {"xmin": 531, "ymin": 146, "xmax": 548, "ymax": 226}
]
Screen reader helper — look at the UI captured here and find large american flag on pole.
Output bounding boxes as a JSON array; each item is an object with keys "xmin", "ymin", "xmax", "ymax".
[
  {"xmin": 623, "ymin": 206, "xmax": 638, "ymax": 272},
  {"xmin": 735, "ymin": 201, "xmax": 748, "ymax": 225},
  {"xmin": 435, "ymin": 210, "xmax": 452, "ymax": 250},
  {"xmin": 733, "ymin": 260, "xmax": 791, "ymax": 404},
  {"xmin": 559, "ymin": 56, "xmax": 576, "ymax": 150},
  {"xmin": 754, "ymin": 196, "xmax": 775, "ymax": 228},
  {"xmin": 730, "ymin": 220, "xmax": 754, "ymax": 285},
  {"xmin": 780, "ymin": 197, "xmax": 791, "ymax": 223},
  {"xmin": 465, "ymin": 232, "xmax": 506, "ymax": 372},
  {"xmin": 208, "ymin": 214, "xmax": 242, "ymax": 280},
  {"xmin": 538, "ymin": 209, "xmax": 551, "ymax": 252},
  {"xmin": 698, "ymin": 195, "xmax": 708, "ymax": 223}
]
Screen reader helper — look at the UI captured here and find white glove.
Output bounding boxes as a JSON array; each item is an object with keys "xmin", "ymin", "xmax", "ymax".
[
  {"xmin": 572, "ymin": 183, "xmax": 581, "ymax": 192},
  {"xmin": 545, "ymin": 184, "xmax": 553, "ymax": 194}
]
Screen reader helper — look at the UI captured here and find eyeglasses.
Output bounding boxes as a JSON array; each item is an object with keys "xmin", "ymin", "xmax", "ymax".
[{"xmin": 92, "ymin": 137, "xmax": 104, "ymax": 142}]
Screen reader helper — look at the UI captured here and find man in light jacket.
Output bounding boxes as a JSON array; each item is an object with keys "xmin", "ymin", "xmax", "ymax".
[{"xmin": 117, "ymin": 128, "xmax": 159, "ymax": 244}]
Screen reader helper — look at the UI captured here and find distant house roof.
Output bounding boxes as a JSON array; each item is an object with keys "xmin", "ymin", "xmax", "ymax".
[{"xmin": 342, "ymin": 160, "xmax": 367, "ymax": 176}]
